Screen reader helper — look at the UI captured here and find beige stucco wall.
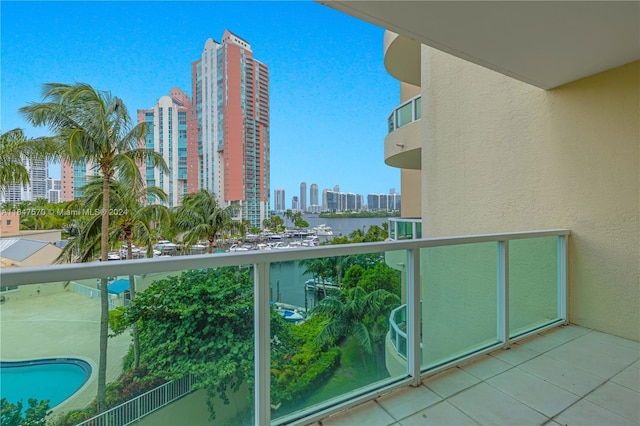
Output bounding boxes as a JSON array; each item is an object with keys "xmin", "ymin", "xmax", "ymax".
[
  {"xmin": 400, "ymin": 169, "xmax": 421, "ymax": 218},
  {"xmin": 421, "ymin": 47, "xmax": 639, "ymax": 340},
  {"xmin": 399, "ymin": 82, "xmax": 422, "ymax": 217}
]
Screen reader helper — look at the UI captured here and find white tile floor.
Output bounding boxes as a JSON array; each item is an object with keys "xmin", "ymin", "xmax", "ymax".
[{"xmin": 312, "ymin": 325, "xmax": 640, "ymax": 426}]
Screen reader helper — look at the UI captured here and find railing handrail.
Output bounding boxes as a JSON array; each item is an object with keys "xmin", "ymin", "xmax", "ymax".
[
  {"xmin": 0, "ymin": 229, "xmax": 570, "ymax": 288},
  {"xmin": 388, "ymin": 217, "xmax": 422, "ymax": 223},
  {"xmin": 75, "ymin": 374, "xmax": 195, "ymax": 426}
]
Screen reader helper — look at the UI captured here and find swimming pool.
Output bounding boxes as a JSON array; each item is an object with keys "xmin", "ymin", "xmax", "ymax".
[{"xmin": 0, "ymin": 358, "xmax": 92, "ymax": 408}]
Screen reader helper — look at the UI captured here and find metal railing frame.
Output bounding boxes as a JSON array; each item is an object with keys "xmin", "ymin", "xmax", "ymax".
[
  {"xmin": 75, "ymin": 374, "xmax": 196, "ymax": 426},
  {"xmin": 0, "ymin": 229, "xmax": 569, "ymax": 426}
]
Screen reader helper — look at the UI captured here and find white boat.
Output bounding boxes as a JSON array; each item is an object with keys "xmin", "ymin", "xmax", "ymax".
[
  {"xmin": 302, "ymin": 236, "xmax": 319, "ymax": 247},
  {"xmin": 107, "ymin": 252, "xmax": 121, "ymax": 261},
  {"xmin": 312, "ymin": 224, "xmax": 334, "ymax": 236},
  {"xmin": 304, "ymin": 278, "xmax": 341, "ymax": 292},
  {"xmin": 276, "ymin": 308, "xmax": 305, "ymax": 323},
  {"xmin": 228, "ymin": 244, "xmax": 249, "ymax": 252},
  {"xmin": 272, "ymin": 242, "xmax": 291, "ymax": 249}
]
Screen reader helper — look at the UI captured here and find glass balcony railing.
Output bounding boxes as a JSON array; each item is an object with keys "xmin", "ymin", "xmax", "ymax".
[
  {"xmin": 0, "ymin": 229, "xmax": 568, "ymax": 425},
  {"xmin": 387, "ymin": 95, "xmax": 421, "ymax": 134},
  {"xmin": 389, "ymin": 304, "xmax": 407, "ymax": 359},
  {"xmin": 388, "ymin": 217, "xmax": 422, "ymax": 240}
]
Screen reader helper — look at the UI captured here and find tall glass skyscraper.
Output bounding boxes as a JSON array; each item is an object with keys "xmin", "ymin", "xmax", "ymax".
[
  {"xmin": 300, "ymin": 182, "xmax": 307, "ymax": 212},
  {"xmin": 274, "ymin": 187, "xmax": 285, "ymax": 212},
  {"xmin": 310, "ymin": 183, "xmax": 318, "ymax": 207},
  {"xmin": 137, "ymin": 87, "xmax": 191, "ymax": 208},
  {"xmin": 191, "ymin": 30, "xmax": 270, "ymax": 228}
]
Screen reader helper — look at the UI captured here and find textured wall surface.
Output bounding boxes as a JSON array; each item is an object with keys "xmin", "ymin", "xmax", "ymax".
[{"xmin": 421, "ymin": 47, "xmax": 639, "ymax": 340}]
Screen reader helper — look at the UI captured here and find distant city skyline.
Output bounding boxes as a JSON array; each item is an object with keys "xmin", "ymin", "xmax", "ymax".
[
  {"xmin": 1, "ymin": 1, "xmax": 400, "ymax": 207},
  {"xmin": 274, "ymin": 183, "xmax": 399, "ymax": 211}
]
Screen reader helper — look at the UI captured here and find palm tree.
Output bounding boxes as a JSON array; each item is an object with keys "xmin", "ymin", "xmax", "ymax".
[
  {"xmin": 174, "ymin": 189, "xmax": 236, "ymax": 254},
  {"xmin": 20, "ymin": 82, "xmax": 167, "ymax": 412},
  {"xmin": 301, "ymin": 257, "xmax": 333, "ymax": 298},
  {"xmin": 313, "ymin": 286, "xmax": 400, "ymax": 372},
  {"xmin": 0, "ymin": 128, "xmax": 53, "ymax": 192},
  {"xmin": 82, "ymin": 177, "xmax": 170, "ymax": 368}
]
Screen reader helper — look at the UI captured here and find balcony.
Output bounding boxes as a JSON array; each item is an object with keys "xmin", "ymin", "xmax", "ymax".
[
  {"xmin": 383, "ymin": 31, "xmax": 420, "ymax": 87},
  {"xmin": 388, "ymin": 217, "xmax": 422, "ymax": 241},
  {"xmin": 385, "ymin": 95, "xmax": 421, "ymax": 170},
  {"xmin": 1, "ymin": 229, "xmax": 609, "ymax": 426}
]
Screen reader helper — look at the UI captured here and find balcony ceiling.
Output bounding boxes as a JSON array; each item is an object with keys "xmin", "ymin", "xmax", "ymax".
[{"xmin": 318, "ymin": 1, "xmax": 640, "ymax": 89}]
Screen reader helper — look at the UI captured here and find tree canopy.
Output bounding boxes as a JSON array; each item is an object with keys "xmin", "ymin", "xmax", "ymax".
[{"xmin": 125, "ymin": 268, "xmax": 255, "ymax": 418}]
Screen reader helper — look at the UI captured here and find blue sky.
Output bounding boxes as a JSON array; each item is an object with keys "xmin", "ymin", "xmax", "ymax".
[{"xmin": 1, "ymin": 1, "xmax": 400, "ymax": 209}]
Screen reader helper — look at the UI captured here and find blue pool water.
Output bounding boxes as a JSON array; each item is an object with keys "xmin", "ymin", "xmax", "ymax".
[{"xmin": 0, "ymin": 359, "xmax": 91, "ymax": 408}]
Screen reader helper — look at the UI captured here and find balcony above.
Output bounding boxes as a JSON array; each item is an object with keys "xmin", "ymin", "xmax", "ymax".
[
  {"xmin": 385, "ymin": 95, "xmax": 421, "ymax": 170},
  {"xmin": 383, "ymin": 31, "xmax": 420, "ymax": 86},
  {"xmin": 319, "ymin": 1, "xmax": 640, "ymax": 89}
]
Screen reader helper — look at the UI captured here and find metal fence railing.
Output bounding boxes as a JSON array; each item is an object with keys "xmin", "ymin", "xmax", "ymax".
[{"xmin": 76, "ymin": 375, "xmax": 196, "ymax": 426}]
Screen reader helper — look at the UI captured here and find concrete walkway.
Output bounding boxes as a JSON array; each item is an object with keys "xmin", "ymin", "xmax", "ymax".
[{"xmin": 0, "ymin": 291, "xmax": 131, "ymax": 414}]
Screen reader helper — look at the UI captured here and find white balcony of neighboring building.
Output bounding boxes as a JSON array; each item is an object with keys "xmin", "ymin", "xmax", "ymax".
[
  {"xmin": 385, "ymin": 95, "xmax": 421, "ymax": 170},
  {"xmin": 383, "ymin": 30, "xmax": 420, "ymax": 86}
]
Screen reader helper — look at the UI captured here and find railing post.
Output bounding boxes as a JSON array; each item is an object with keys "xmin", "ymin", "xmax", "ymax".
[
  {"xmin": 254, "ymin": 262, "xmax": 270, "ymax": 426},
  {"xmin": 406, "ymin": 247, "xmax": 421, "ymax": 386},
  {"xmin": 497, "ymin": 240, "xmax": 510, "ymax": 347},
  {"xmin": 558, "ymin": 235, "xmax": 568, "ymax": 324}
]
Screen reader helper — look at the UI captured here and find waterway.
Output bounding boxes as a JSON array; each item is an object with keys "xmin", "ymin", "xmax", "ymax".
[
  {"xmin": 284, "ymin": 214, "xmax": 390, "ymax": 237},
  {"xmin": 269, "ymin": 215, "xmax": 391, "ymax": 311}
]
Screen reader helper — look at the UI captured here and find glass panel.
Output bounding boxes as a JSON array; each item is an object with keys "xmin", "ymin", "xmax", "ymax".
[
  {"xmin": 414, "ymin": 97, "xmax": 422, "ymax": 120},
  {"xmin": 0, "ymin": 267, "xmax": 255, "ymax": 425},
  {"xmin": 397, "ymin": 221, "xmax": 414, "ymax": 240},
  {"xmin": 509, "ymin": 236, "xmax": 559, "ymax": 337},
  {"xmin": 420, "ymin": 243, "xmax": 499, "ymax": 369},
  {"xmin": 416, "ymin": 222, "xmax": 422, "ymax": 239},
  {"xmin": 388, "ymin": 115, "xmax": 395, "ymax": 133},
  {"xmin": 271, "ymin": 251, "xmax": 406, "ymax": 422},
  {"xmin": 396, "ymin": 102, "xmax": 413, "ymax": 128}
]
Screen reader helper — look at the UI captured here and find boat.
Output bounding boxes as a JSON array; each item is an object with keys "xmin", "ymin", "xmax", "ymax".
[
  {"xmin": 276, "ymin": 308, "xmax": 305, "ymax": 323},
  {"xmin": 228, "ymin": 244, "xmax": 249, "ymax": 252},
  {"xmin": 271, "ymin": 242, "xmax": 291, "ymax": 249},
  {"xmin": 312, "ymin": 224, "xmax": 334, "ymax": 236},
  {"xmin": 301, "ymin": 236, "xmax": 319, "ymax": 247},
  {"xmin": 304, "ymin": 278, "xmax": 341, "ymax": 292},
  {"xmin": 107, "ymin": 252, "xmax": 121, "ymax": 261}
]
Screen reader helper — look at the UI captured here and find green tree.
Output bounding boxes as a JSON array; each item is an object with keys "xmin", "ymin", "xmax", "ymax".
[
  {"xmin": 312, "ymin": 286, "xmax": 400, "ymax": 372},
  {"xmin": 20, "ymin": 82, "xmax": 167, "ymax": 412},
  {"xmin": 342, "ymin": 264, "xmax": 366, "ymax": 290},
  {"xmin": 364, "ymin": 225, "xmax": 386, "ymax": 242},
  {"xmin": 300, "ymin": 257, "xmax": 333, "ymax": 298},
  {"xmin": 125, "ymin": 268, "xmax": 254, "ymax": 419},
  {"xmin": 0, "ymin": 398, "xmax": 50, "ymax": 426},
  {"xmin": 294, "ymin": 218, "xmax": 309, "ymax": 228},
  {"xmin": 0, "ymin": 128, "xmax": 53, "ymax": 192},
  {"xmin": 77, "ymin": 176, "xmax": 171, "ymax": 367},
  {"xmin": 358, "ymin": 262, "xmax": 401, "ymax": 297},
  {"xmin": 174, "ymin": 189, "xmax": 236, "ymax": 254}
]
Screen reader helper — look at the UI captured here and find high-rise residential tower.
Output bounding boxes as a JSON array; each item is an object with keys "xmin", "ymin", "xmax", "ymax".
[
  {"xmin": 0, "ymin": 157, "xmax": 48, "ymax": 203},
  {"xmin": 274, "ymin": 188, "xmax": 285, "ymax": 212},
  {"xmin": 300, "ymin": 182, "xmax": 307, "ymax": 212},
  {"xmin": 138, "ymin": 87, "xmax": 191, "ymax": 208},
  {"xmin": 191, "ymin": 30, "xmax": 270, "ymax": 228},
  {"xmin": 310, "ymin": 183, "xmax": 318, "ymax": 206}
]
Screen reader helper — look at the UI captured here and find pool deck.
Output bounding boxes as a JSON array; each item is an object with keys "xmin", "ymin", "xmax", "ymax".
[{"xmin": 0, "ymin": 291, "xmax": 130, "ymax": 415}]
